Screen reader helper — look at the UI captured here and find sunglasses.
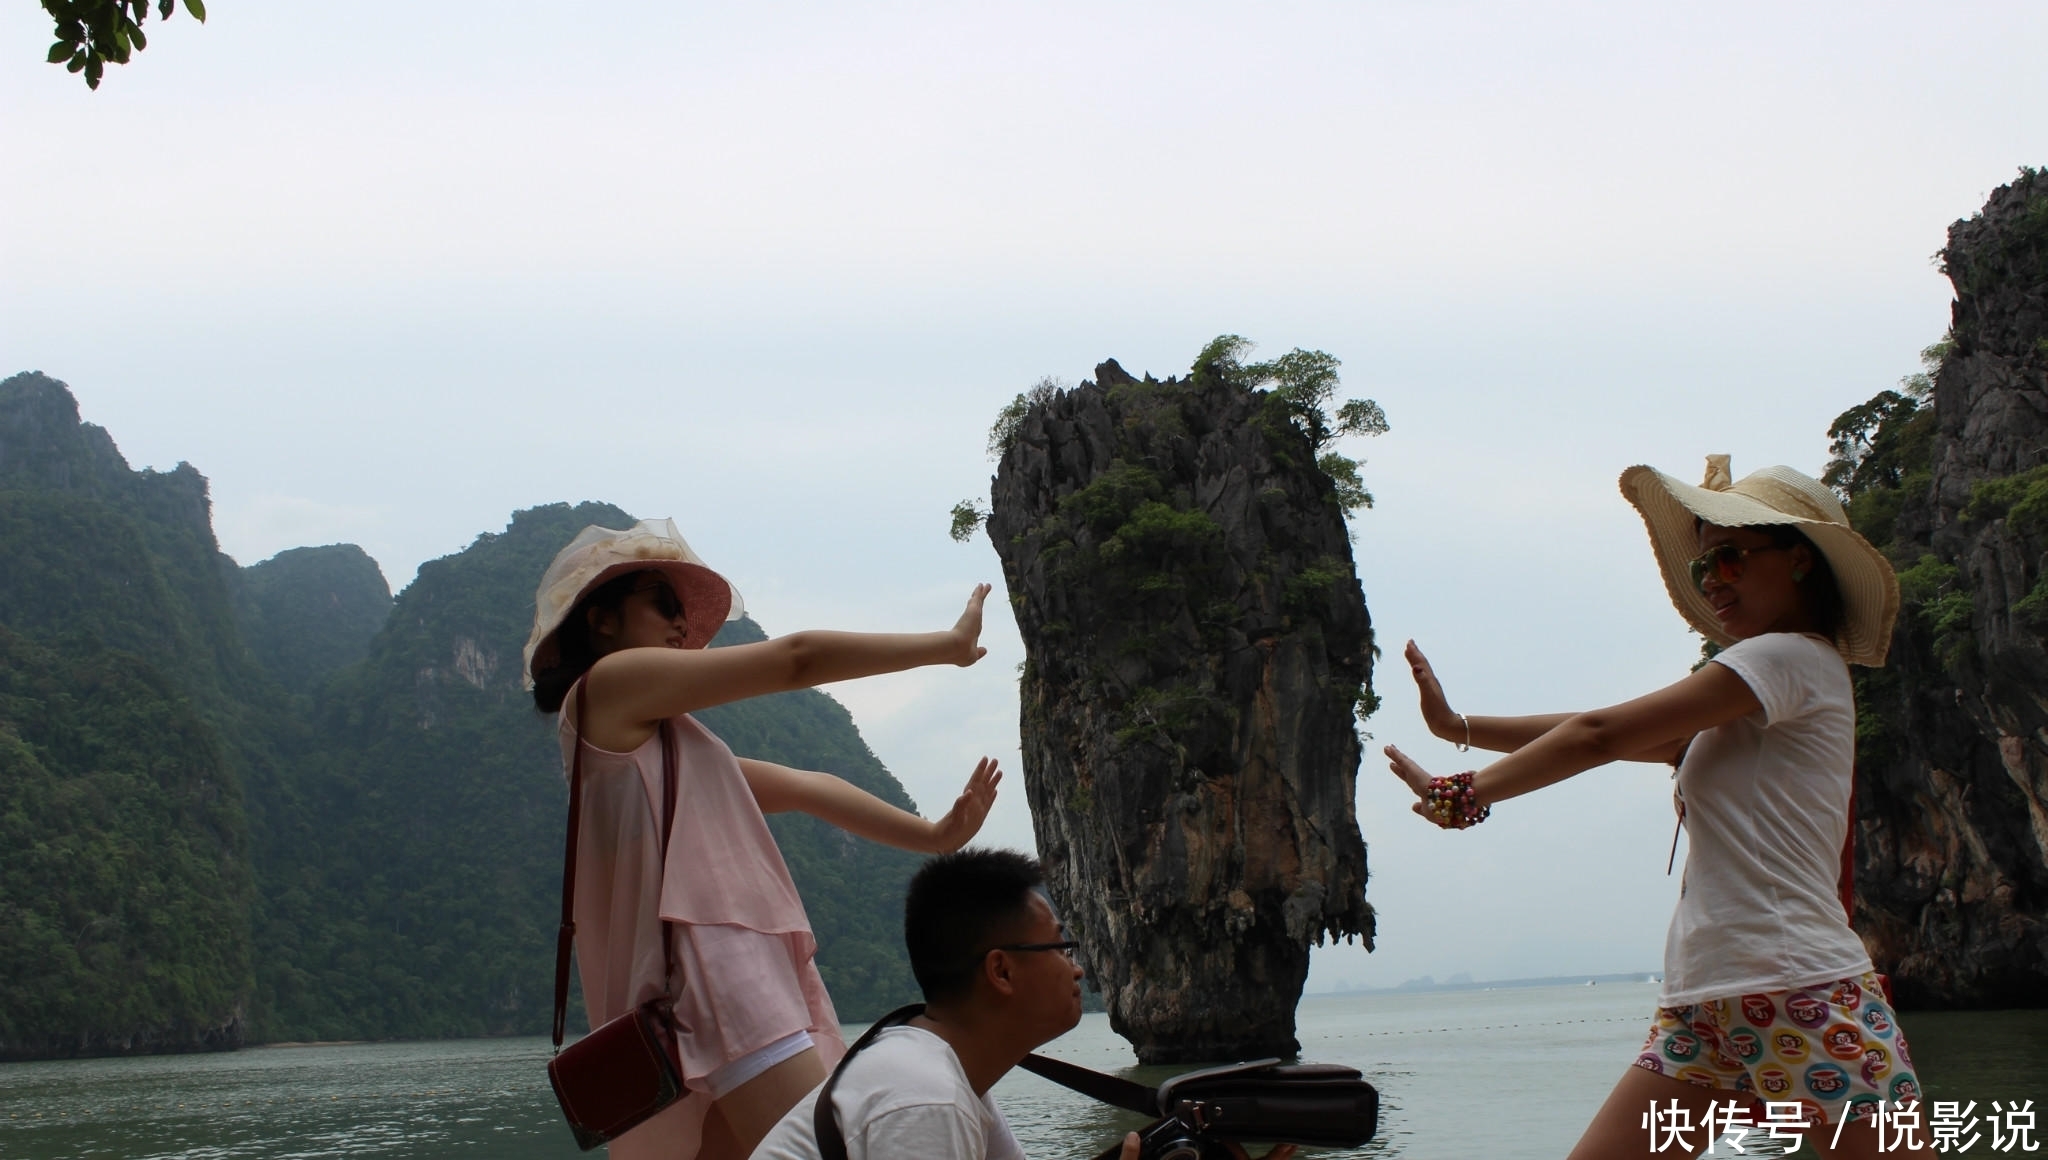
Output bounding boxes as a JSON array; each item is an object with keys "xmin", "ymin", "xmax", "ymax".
[
  {"xmin": 631, "ymin": 578, "xmax": 684, "ymax": 621},
  {"xmin": 1685, "ymin": 543, "xmax": 1789, "ymax": 592}
]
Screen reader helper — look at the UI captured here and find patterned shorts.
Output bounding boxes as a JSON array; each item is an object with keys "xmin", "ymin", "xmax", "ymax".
[{"xmin": 1635, "ymin": 971, "xmax": 1923, "ymax": 1124}]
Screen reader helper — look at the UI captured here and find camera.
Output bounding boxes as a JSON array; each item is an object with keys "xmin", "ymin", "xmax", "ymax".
[{"xmin": 1131, "ymin": 1114, "xmax": 1233, "ymax": 1160}]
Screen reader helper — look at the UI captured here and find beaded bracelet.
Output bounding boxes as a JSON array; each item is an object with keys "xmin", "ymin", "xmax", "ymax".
[{"xmin": 1424, "ymin": 771, "xmax": 1490, "ymax": 829}]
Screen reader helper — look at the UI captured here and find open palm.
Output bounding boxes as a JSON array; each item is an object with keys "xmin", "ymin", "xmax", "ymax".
[{"xmin": 929, "ymin": 756, "xmax": 1002, "ymax": 852}]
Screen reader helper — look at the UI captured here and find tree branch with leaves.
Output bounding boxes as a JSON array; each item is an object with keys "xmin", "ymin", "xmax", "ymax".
[
  {"xmin": 1193, "ymin": 334, "xmax": 1390, "ymax": 512},
  {"xmin": 41, "ymin": 0, "xmax": 205, "ymax": 90}
]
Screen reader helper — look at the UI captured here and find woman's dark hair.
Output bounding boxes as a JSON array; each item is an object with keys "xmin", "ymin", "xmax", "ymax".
[
  {"xmin": 1760, "ymin": 525, "xmax": 1845, "ymax": 642},
  {"xmin": 530, "ymin": 569, "xmax": 665, "ymax": 714},
  {"xmin": 904, "ymin": 849, "xmax": 1045, "ymax": 1003}
]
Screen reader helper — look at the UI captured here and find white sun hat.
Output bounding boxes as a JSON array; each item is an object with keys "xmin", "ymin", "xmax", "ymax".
[
  {"xmin": 522, "ymin": 518, "xmax": 744, "ymax": 687},
  {"xmin": 1619, "ymin": 455, "xmax": 1901, "ymax": 667}
]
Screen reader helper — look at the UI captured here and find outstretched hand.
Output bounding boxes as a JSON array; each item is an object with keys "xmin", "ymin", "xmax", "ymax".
[
  {"xmin": 1383, "ymin": 743, "xmax": 1437, "ymax": 821},
  {"xmin": 928, "ymin": 756, "xmax": 1002, "ymax": 853},
  {"xmin": 947, "ymin": 583, "xmax": 993, "ymax": 666},
  {"xmin": 1117, "ymin": 1134, "xmax": 1297, "ymax": 1160},
  {"xmin": 1404, "ymin": 640, "xmax": 1460, "ymax": 742}
]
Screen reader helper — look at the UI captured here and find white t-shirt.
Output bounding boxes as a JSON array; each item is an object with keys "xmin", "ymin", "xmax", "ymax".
[
  {"xmin": 749, "ymin": 1025, "xmax": 1026, "ymax": 1160},
  {"xmin": 1659, "ymin": 632, "xmax": 1874, "ymax": 1006}
]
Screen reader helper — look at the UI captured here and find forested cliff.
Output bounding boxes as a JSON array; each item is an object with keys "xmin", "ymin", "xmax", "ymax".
[
  {"xmin": 0, "ymin": 373, "xmax": 925, "ymax": 1059},
  {"xmin": 0, "ymin": 374, "xmax": 263, "ymax": 1058},
  {"xmin": 1830, "ymin": 169, "xmax": 2048, "ymax": 1005}
]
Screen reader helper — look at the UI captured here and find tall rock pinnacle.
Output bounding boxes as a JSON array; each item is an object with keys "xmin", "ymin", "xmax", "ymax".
[{"xmin": 986, "ymin": 357, "xmax": 1375, "ymax": 1063}]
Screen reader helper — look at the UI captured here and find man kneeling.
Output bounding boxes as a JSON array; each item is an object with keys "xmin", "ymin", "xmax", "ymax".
[{"xmin": 748, "ymin": 848, "xmax": 1293, "ymax": 1160}]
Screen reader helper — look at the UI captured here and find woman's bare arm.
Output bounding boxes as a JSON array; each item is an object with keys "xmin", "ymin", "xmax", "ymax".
[
  {"xmin": 739, "ymin": 756, "xmax": 1001, "ymax": 854},
  {"xmin": 1388, "ymin": 660, "xmax": 1761, "ymax": 812},
  {"xmin": 1405, "ymin": 640, "xmax": 1689, "ymax": 765},
  {"xmin": 578, "ymin": 585, "xmax": 991, "ymax": 751}
]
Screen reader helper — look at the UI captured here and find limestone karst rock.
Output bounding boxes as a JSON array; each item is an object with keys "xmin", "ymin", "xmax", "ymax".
[
  {"xmin": 0, "ymin": 375, "xmax": 941, "ymax": 1055},
  {"xmin": 1851, "ymin": 169, "xmax": 2048, "ymax": 1006},
  {"xmin": 986, "ymin": 357, "xmax": 1375, "ymax": 1063}
]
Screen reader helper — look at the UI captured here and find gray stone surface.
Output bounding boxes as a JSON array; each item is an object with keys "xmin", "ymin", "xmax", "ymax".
[
  {"xmin": 1857, "ymin": 171, "xmax": 2048, "ymax": 1007},
  {"xmin": 986, "ymin": 359, "xmax": 1374, "ymax": 1062}
]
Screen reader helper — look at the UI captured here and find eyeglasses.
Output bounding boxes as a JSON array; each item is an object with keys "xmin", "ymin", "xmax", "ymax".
[
  {"xmin": 1685, "ymin": 543, "xmax": 1789, "ymax": 592},
  {"xmin": 991, "ymin": 940, "xmax": 1081, "ymax": 963},
  {"xmin": 632, "ymin": 578, "xmax": 684, "ymax": 621}
]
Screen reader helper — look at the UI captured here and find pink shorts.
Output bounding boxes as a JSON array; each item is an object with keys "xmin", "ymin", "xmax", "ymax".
[{"xmin": 1635, "ymin": 972, "xmax": 1922, "ymax": 1124}]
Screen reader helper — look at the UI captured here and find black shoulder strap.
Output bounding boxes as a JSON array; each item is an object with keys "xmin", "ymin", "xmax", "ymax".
[
  {"xmin": 1018, "ymin": 1053, "xmax": 1160, "ymax": 1116},
  {"xmin": 813, "ymin": 1003, "xmax": 927, "ymax": 1160},
  {"xmin": 806, "ymin": 1012, "xmax": 1171, "ymax": 1155},
  {"xmin": 811, "ymin": 1007, "xmax": 1168, "ymax": 1159},
  {"xmin": 1021, "ymin": 1055, "xmax": 1170, "ymax": 1160}
]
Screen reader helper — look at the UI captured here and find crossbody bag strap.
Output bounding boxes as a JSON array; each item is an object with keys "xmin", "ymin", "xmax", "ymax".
[
  {"xmin": 551, "ymin": 690, "xmax": 683, "ymax": 1049},
  {"xmin": 656, "ymin": 718, "xmax": 679, "ymax": 1008},
  {"xmin": 1840, "ymin": 769, "xmax": 1894, "ymax": 1003},
  {"xmin": 813, "ymin": 1003, "xmax": 927, "ymax": 1160},
  {"xmin": 1021, "ymin": 1053, "xmax": 1170, "ymax": 1160},
  {"xmin": 1018, "ymin": 1053, "xmax": 1161, "ymax": 1116},
  {"xmin": 1839, "ymin": 766, "xmax": 1857, "ymax": 923},
  {"xmin": 551, "ymin": 681, "xmax": 591, "ymax": 1050}
]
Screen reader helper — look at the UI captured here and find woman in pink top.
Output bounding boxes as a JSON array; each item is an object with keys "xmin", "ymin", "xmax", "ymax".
[{"xmin": 524, "ymin": 518, "xmax": 1002, "ymax": 1160}]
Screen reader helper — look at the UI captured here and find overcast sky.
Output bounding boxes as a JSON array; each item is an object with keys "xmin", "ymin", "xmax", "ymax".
[{"xmin": 5, "ymin": 1, "xmax": 2044, "ymax": 999}]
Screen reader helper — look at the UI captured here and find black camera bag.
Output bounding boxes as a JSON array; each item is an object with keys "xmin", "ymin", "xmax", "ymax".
[
  {"xmin": 1154, "ymin": 1056, "xmax": 1379, "ymax": 1146},
  {"xmin": 1021, "ymin": 1051, "xmax": 1378, "ymax": 1158}
]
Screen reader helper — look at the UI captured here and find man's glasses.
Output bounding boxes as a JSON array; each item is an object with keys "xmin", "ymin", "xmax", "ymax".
[
  {"xmin": 1685, "ymin": 543, "xmax": 1789, "ymax": 592},
  {"xmin": 991, "ymin": 940, "xmax": 1081, "ymax": 963}
]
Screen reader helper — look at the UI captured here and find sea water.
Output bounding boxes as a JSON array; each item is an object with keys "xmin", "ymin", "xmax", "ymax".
[{"xmin": 3, "ymin": 984, "xmax": 2041, "ymax": 1160}]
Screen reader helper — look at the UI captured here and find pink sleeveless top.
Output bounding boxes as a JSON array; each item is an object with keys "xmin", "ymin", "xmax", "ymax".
[{"xmin": 559, "ymin": 696, "xmax": 845, "ymax": 1158}]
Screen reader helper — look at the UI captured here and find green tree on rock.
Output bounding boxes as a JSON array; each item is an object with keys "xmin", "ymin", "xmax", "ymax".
[
  {"xmin": 955, "ymin": 336, "xmax": 1388, "ymax": 540},
  {"xmin": 1191, "ymin": 335, "xmax": 1390, "ymax": 512}
]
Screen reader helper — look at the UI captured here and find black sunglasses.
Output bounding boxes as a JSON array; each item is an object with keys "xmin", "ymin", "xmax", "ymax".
[
  {"xmin": 1685, "ymin": 543, "xmax": 1790, "ymax": 593},
  {"xmin": 631, "ymin": 577, "xmax": 684, "ymax": 621}
]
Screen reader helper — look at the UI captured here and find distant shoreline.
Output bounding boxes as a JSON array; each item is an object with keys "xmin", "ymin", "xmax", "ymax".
[
  {"xmin": 1306, "ymin": 971, "xmax": 1662, "ymax": 996},
  {"xmin": 254, "ymin": 1040, "xmax": 373, "ymax": 1049}
]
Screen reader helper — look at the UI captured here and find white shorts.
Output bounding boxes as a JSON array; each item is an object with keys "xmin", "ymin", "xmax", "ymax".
[{"xmin": 701, "ymin": 1029, "xmax": 815, "ymax": 1099}]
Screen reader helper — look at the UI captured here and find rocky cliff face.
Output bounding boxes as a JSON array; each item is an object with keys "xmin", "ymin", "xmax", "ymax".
[
  {"xmin": 986, "ymin": 359, "xmax": 1374, "ymax": 1063},
  {"xmin": 1853, "ymin": 170, "xmax": 2048, "ymax": 1007},
  {"xmin": 0, "ymin": 372, "xmax": 255, "ymax": 1059}
]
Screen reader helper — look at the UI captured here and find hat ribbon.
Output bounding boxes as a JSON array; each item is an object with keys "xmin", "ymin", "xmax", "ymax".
[{"xmin": 1701, "ymin": 454, "xmax": 1732, "ymax": 491}]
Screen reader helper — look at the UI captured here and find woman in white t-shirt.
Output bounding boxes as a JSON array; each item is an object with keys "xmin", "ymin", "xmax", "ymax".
[{"xmin": 1387, "ymin": 456, "xmax": 1925, "ymax": 1159}]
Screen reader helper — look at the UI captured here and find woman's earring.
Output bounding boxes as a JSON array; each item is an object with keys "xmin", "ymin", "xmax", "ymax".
[{"xmin": 1791, "ymin": 569, "xmax": 1806, "ymax": 582}]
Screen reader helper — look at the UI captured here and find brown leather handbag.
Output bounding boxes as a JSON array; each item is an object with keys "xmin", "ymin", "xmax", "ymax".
[{"xmin": 547, "ymin": 686, "xmax": 686, "ymax": 1151}]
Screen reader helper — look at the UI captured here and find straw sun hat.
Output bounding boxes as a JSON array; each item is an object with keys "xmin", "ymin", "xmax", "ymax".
[
  {"xmin": 1619, "ymin": 455, "xmax": 1900, "ymax": 667},
  {"xmin": 521, "ymin": 518, "xmax": 744, "ymax": 687}
]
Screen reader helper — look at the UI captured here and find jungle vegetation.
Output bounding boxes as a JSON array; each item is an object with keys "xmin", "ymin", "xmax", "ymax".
[{"xmin": 0, "ymin": 372, "xmax": 926, "ymax": 1056}]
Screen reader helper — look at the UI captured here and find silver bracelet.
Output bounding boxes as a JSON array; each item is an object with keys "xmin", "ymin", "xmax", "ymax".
[{"xmin": 1457, "ymin": 713, "xmax": 1471, "ymax": 753}]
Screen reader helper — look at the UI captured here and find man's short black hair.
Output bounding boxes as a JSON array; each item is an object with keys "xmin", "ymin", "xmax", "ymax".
[{"xmin": 904, "ymin": 848, "xmax": 1045, "ymax": 1003}]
